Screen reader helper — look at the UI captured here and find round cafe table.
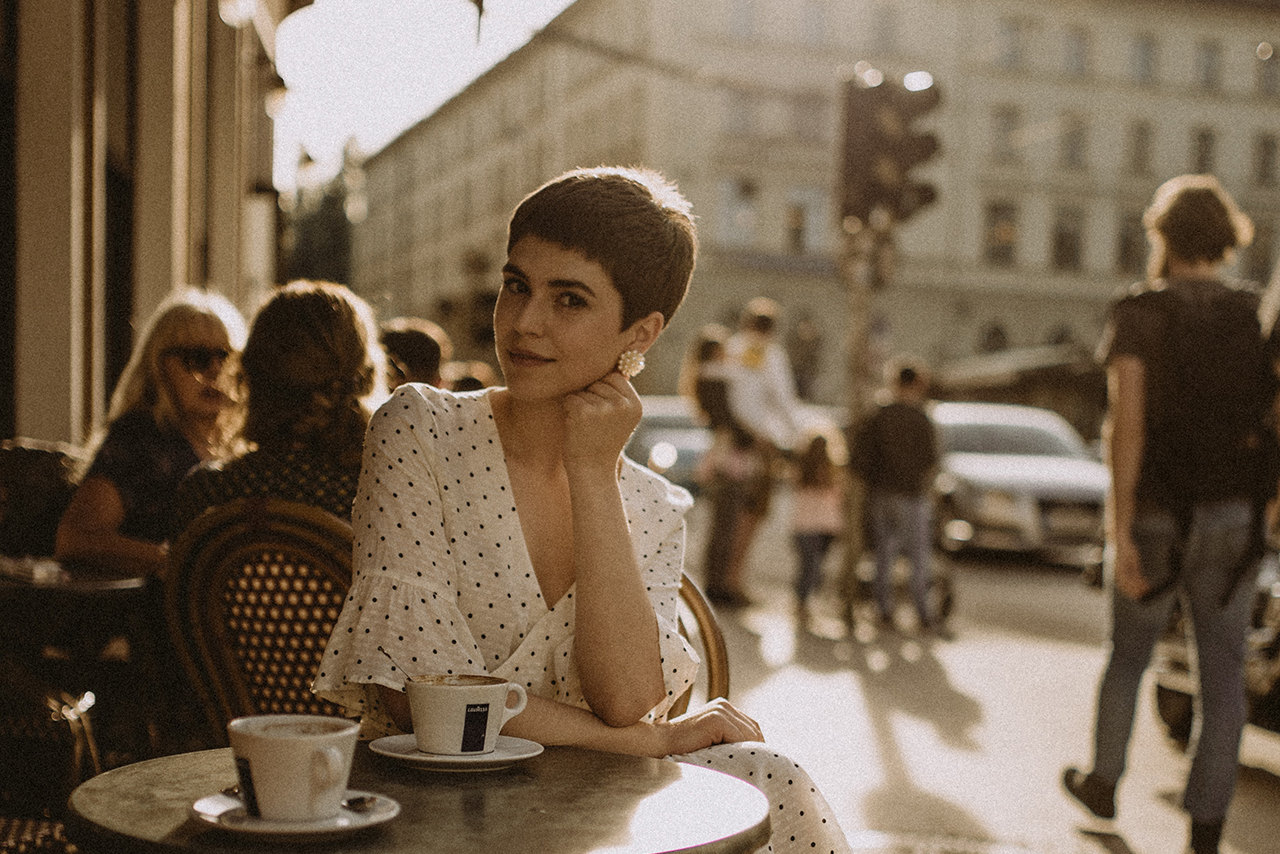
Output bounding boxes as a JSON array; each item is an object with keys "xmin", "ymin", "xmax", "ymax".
[{"xmin": 66, "ymin": 742, "xmax": 773, "ymax": 853}]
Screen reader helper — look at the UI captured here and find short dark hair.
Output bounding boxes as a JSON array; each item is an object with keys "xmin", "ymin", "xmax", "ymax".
[
  {"xmin": 507, "ymin": 167, "xmax": 697, "ymax": 329},
  {"xmin": 1145, "ymin": 174, "xmax": 1253, "ymax": 278},
  {"xmin": 381, "ymin": 317, "xmax": 453, "ymax": 386}
]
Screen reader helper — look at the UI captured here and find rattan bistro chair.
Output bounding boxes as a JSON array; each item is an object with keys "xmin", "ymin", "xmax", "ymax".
[
  {"xmin": 671, "ymin": 574, "xmax": 730, "ymax": 718},
  {"xmin": 165, "ymin": 499, "xmax": 354, "ymax": 744},
  {"xmin": 167, "ymin": 497, "xmax": 729, "ymax": 737}
]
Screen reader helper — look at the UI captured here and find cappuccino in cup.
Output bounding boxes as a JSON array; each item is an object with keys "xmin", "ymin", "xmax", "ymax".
[
  {"xmin": 227, "ymin": 714, "xmax": 358, "ymax": 822},
  {"xmin": 406, "ymin": 674, "xmax": 527, "ymax": 755}
]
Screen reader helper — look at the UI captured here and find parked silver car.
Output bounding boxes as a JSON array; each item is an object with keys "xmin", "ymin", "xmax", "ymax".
[{"xmin": 931, "ymin": 401, "xmax": 1107, "ymax": 567}]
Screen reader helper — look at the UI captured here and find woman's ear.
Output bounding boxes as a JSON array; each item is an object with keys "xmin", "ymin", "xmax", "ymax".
[{"xmin": 626, "ymin": 311, "xmax": 665, "ymax": 354}]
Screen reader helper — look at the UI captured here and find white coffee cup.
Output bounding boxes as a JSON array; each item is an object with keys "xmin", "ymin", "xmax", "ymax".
[
  {"xmin": 227, "ymin": 714, "xmax": 359, "ymax": 822},
  {"xmin": 405, "ymin": 674, "xmax": 528, "ymax": 755}
]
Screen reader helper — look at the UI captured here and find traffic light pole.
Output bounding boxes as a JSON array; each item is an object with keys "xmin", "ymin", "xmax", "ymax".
[{"xmin": 838, "ymin": 217, "xmax": 879, "ymax": 628}]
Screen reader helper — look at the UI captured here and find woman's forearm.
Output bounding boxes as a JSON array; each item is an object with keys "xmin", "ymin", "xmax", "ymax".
[
  {"xmin": 568, "ymin": 466, "xmax": 665, "ymax": 727},
  {"xmin": 1104, "ymin": 356, "xmax": 1146, "ymax": 542}
]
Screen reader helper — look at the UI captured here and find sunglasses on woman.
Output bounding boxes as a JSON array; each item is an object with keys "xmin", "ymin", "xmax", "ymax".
[{"xmin": 165, "ymin": 346, "xmax": 230, "ymax": 374}]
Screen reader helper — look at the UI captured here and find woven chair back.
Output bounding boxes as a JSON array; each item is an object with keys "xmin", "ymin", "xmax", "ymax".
[{"xmin": 166, "ymin": 499, "xmax": 354, "ymax": 743}]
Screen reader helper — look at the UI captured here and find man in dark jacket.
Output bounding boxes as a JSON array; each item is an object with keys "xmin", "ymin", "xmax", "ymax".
[{"xmin": 854, "ymin": 360, "xmax": 938, "ymax": 629}]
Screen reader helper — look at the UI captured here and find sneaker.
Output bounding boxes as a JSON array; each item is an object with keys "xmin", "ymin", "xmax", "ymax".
[{"xmin": 1061, "ymin": 767, "xmax": 1116, "ymax": 819}]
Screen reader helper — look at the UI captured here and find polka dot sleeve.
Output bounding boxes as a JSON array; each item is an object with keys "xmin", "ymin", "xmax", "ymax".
[{"xmin": 313, "ymin": 387, "xmax": 494, "ymax": 735}]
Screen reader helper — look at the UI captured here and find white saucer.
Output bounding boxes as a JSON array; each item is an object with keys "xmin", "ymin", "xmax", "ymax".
[
  {"xmin": 191, "ymin": 789, "xmax": 399, "ymax": 840},
  {"xmin": 368, "ymin": 734, "xmax": 544, "ymax": 771}
]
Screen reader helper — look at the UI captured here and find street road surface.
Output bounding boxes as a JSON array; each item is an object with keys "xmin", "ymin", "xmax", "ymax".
[{"xmin": 684, "ymin": 490, "xmax": 1280, "ymax": 854}]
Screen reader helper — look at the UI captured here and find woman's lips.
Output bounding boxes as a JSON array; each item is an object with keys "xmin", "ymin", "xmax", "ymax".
[{"xmin": 507, "ymin": 348, "xmax": 553, "ymax": 367}]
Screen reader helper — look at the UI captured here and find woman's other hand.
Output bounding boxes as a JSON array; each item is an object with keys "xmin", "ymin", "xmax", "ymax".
[
  {"xmin": 657, "ymin": 698, "xmax": 764, "ymax": 756},
  {"xmin": 562, "ymin": 371, "xmax": 643, "ymax": 475}
]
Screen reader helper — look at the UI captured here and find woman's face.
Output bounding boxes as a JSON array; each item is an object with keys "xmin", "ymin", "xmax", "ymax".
[
  {"xmin": 160, "ymin": 325, "xmax": 236, "ymax": 424},
  {"xmin": 494, "ymin": 235, "xmax": 635, "ymax": 401}
]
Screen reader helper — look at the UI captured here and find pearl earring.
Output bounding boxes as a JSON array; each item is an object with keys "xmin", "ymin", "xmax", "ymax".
[{"xmin": 616, "ymin": 350, "xmax": 645, "ymax": 378}]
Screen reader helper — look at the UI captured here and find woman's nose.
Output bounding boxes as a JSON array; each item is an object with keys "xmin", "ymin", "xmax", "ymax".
[{"xmin": 512, "ymin": 297, "xmax": 548, "ymax": 335}]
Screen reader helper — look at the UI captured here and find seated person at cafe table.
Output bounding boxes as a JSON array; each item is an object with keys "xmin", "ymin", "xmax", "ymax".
[
  {"xmin": 314, "ymin": 167, "xmax": 852, "ymax": 854},
  {"xmin": 173, "ymin": 280, "xmax": 387, "ymax": 531},
  {"xmin": 55, "ymin": 287, "xmax": 246, "ymax": 576}
]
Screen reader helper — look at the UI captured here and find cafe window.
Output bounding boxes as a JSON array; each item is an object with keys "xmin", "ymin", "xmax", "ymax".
[
  {"xmin": 984, "ymin": 201, "xmax": 1019, "ymax": 267},
  {"xmin": 1130, "ymin": 33, "xmax": 1158, "ymax": 85},
  {"xmin": 1192, "ymin": 127, "xmax": 1216, "ymax": 174},
  {"xmin": 1127, "ymin": 121, "xmax": 1153, "ymax": 176},
  {"xmin": 1116, "ymin": 211, "xmax": 1147, "ymax": 277},
  {"xmin": 725, "ymin": 89, "xmax": 758, "ymax": 137},
  {"xmin": 1255, "ymin": 133, "xmax": 1277, "ymax": 187},
  {"xmin": 1052, "ymin": 206, "xmax": 1084, "ymax": 272}
]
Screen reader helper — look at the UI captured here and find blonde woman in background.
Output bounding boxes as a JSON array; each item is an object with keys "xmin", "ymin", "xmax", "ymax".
[{"xmin": 55, "ymin": 287, "xmax": 246, "ymax": 576}]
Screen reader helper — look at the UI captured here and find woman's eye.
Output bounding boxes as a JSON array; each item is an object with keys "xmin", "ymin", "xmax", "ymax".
[
  {"xmin": 502, "ymin": 278, "xmax": 529, "ymax": 295},
  {"xmin": 557, "ymin": 292, "xmax": 588, "ymax": 308}
]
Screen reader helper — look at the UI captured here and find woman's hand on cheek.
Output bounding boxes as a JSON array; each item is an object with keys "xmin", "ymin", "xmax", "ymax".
[
  {"xmin": 562, "ymin": 372, "xmax": 644, "ymax": 475},
  {"xmin": 657, "ymin": 698, "xmax": 764, "ymax": 756}
]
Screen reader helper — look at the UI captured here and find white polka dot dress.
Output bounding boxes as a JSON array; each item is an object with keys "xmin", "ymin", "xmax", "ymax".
[{"xmin": 313, "ymin": 385, "xmax": 851, "ymax": 854}]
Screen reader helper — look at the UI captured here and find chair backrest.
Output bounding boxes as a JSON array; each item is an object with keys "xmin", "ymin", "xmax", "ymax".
[
  {"xmin": 166, "ymin": 498, "xmax": 354, "ymax": 743},
  {"xmin": 671, "ymin": 573, "xmax": 731, "ymax": 718},
  {"xmin": 0, "ymin": 438, "xmax": 88, "ymax": 558}
]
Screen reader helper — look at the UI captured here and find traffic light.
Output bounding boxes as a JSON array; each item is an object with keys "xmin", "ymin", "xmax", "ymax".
[{"xmin": 841, "ymin": 67, "xmax": 941, "ymax": 228}]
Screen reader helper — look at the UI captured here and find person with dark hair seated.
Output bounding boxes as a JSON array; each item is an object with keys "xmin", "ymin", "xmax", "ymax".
[
  {"xmin": 381, "ymin": 316, "xmax": 453, "ymax": 388},
  {"xmin": 173, "ymin": 280, "xmax": 387, "ymax": 532}
]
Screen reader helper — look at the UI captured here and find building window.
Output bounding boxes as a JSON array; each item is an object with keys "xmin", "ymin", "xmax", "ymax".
[
  {"xmin": 984, "ymin": 201, "xmax": 1019, "ymax": 266},
  {"xmin": 1127, "ymin": 121, "xmax": 1153, "ymax": 175},
  {"xmin": 871, "ymin": 4, "xmax": 898, "ymax": 55},
  {"xmin": 1195, "ymin": 40, "xmax": 1222, "ymax": 92},
  {"xmin": 996, "ymin": 18, "xmax": 1028, "ymax": 69},
  {"xmin": 730, "ymin": 0, "xmax": 756, "ymax": 39},
  {"xmin": 992, "ymin": 105, "xmax": 1021, "ymax": 163},
  {"xmin": 1192, "ymin": 127, "xmax": 1216, "ymax": 174},
  {"xmin": 1130, "ymin": 33, "xmax": 1157, "ymax": 85},
  {"xmin": 1064, "ymin": 26, "xmax": 1091, "ymax": 77},
  {"xmin": 1060, "ymin": 115, "xmax": 1087, "ymax": 170},
  {"xmin": 800, "ymin": 1, "xmax": 827, "ymax": 45},
  {"xmin": 1052, "ymin": 206, "xmax": 1084, "ymax": 271},
  {"xmin": 786, "ymin": 187, "xmax": 826, "ymax": 255},
  {"xmin": 792, "ymin": 94, "xmax": 826, "ymax": 142},
  {"xmin": 725, "ymin": 90, "xmax": 758, "ymax": 137},
  {"xmin": 1260, "ymin": 56, "xmax": 1280, "ymax": 98},
  {"xmin": 718, "ymin": 178, "xmax": 760, "ymax": 246},
  {"xmin": 1245, "ymin": 221, "xmax": 1274, "ymax": 283},
  {"xmin": 1256, "ymin": 134, "xmax": 1278, "ymax": 187},
  {"xmin": 1116, "ymin": 211, "xmax": 1147, "ymax": 276}
]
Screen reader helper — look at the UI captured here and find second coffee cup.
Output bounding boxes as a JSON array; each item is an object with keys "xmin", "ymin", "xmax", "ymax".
[{"xmin": 406, "ymin": 674, "xmax": 527, "ymax": 755}]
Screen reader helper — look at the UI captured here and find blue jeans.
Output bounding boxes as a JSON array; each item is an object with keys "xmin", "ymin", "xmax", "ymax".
[
  {"xmin": 793, "ymin": 532, "xmax": 836, "ymax": 602},
  {"xmin": 1092, "ymin": 498, "xmax": 1259, "ymax": 823},
  {"xmin": 870, "ymin": 490, "xmax": 934, "ymax": 623}
]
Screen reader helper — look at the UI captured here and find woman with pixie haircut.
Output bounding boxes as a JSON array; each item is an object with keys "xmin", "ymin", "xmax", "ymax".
[{"xmin": 316, "ymin": 167, "xmax": 852, "ymax": 854}]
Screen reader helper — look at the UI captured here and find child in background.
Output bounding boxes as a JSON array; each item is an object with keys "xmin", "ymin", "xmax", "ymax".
[{"xmin": 791, "ymin": 424, "xmax": 848, "ymax": 626}]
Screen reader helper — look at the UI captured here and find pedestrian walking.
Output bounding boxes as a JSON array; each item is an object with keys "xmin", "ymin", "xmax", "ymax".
[
  {"xmin": 1062, "ymin": 174, "xmax": 1280, "ymax": 854},
  {"xmin": 790, "ymin": 424, "xmax": 848, "ymax": 627},
  {"xmin": 852, "ymin": 359, "xmax": 939, "ymax": 630}
]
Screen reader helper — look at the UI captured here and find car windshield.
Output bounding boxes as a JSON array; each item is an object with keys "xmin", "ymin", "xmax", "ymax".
[{"xmin": 940, "ymin": 422, "xmax": 1083, "ymax": 458}]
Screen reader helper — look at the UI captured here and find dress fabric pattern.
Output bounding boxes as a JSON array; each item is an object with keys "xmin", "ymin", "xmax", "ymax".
[{"xmin": 313, "ymin": 384, "xmax": 851, "ymax": 854}]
